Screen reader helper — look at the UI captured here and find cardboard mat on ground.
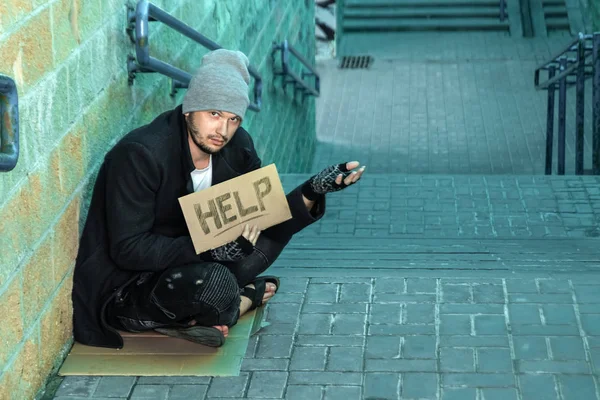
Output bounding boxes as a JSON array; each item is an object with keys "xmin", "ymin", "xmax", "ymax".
[
  {"xmin": 58, "ymin": 307, "xmax": 266, "ymax": 376},
  {"xmin": 179, "ymin": 164, "xmax": 292, "ymax": 254},
  {"xmin": 59, "ymin": 165, "xmax": 285, "ymax": 376}
]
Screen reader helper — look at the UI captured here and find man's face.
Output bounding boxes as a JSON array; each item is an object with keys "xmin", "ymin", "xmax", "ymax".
[{"xmin": 185, "ymin": 110, "xmax": 242, "ymax": 155}]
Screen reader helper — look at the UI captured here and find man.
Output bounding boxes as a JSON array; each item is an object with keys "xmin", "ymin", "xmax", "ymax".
[{"xmin": 72, "ymin": 49, "xmax": 365, "ymax": 348}]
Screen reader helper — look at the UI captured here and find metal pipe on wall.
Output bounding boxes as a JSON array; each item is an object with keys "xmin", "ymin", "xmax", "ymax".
[
  {"xmin": 0, "ymin": 75, "xmax": 19, "ymax": 172},
  {"xmin": 272, "ymin": 40, "xmax": 320, "ymax": 99}
]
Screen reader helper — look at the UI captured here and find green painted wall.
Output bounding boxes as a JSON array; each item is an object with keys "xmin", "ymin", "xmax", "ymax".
[
  {"xmin": 0, "ymin": 0, "xmax": 316, "ymax": 398},
  {"xmin": 591, "ymin": 0, "xmax": 600, "ymax": 30}
]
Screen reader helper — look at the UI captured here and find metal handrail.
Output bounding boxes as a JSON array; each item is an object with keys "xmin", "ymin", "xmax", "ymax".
[
  {"xmin": 534, "ymin": 32, "xmax": 600, "ymax": 175},
  {"xmin": 127, "ymin": 0, "xmax": 262, "ymax": 112},
  {"xmin": 271, "ymin": 40, "xmax": 320, "ymax": 100},
  {"xmin": 0, "ymin": 75, "xmax": 19, "ymax": 172},
  {"xmin": 535, "ymin": 34, "xmax": 595, "ymax": 90}
]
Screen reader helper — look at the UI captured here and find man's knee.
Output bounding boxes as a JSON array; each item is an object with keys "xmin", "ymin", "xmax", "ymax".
[
  {"xmin": 156, "ymin": 261, "xmax": 234, "ymax": 293},
  {"xmin": 191, "ymin": 262, "xmax": 239, "ymax": 302},
  {"xmin": 181, "ymin": 262, "xmax": 240, "ymax": 326}
]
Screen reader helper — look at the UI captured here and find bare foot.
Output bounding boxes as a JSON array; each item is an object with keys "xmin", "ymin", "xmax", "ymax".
[
  {"xmin": 213, "ymin": 325, "xmax": 228, "ymax": 337},
  {"xmin": 264, "ymin": 282, "xmax": 277, "ymax": 302},
  {"xmin": 185, "ymin": 281, "xmax": 278, "ymax": 337},
  {"xmin": 243, "ymin": 282, "xmax": 277, "ymax": 304}
]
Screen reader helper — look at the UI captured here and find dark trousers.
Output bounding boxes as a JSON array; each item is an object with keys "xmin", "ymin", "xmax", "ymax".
[
  {"xmin": 105, "ymin": 186, "xmax": 324, "ymax": 332},
  {"xmin": 106, "ymin": 234, "xmax": 287, "ymax": 331}
]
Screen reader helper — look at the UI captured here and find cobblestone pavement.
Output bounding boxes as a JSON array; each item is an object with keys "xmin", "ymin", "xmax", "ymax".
[
  {"xmin": 54, "ymin": 274, "xmax": 600, "ymax": 400},
  {"xmin": 53, "ymin": 174, "xmax": 600, "ymax": 400},
  {"xmin": 284, "ymin": 174, "xmax": 600, "ymax": 241}
]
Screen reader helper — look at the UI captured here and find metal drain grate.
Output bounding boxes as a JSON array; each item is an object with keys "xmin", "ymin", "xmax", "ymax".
[{"xmin": 339, "ymin": 55, "xmax": 373, "ymax": 69}]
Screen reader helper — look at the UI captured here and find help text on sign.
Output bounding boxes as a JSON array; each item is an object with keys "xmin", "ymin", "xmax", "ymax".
[{"xmin": 178, "ymin": 164, "xmax": 292, "ymax": 254}]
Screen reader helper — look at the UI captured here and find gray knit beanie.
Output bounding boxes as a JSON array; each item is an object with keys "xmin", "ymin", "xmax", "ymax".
[{"xmin": 182, "ymin": 49, "xmax": 251, "ymax": 120}]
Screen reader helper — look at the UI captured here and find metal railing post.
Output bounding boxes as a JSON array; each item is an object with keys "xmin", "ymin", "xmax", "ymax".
[
  {"xmin": 557, "ymin": 57, "xmax": 568, "ymax": 175},
  {"xmin": 575, "ymin": 34, "xmax": 586, "ymax": 175},
  {"xmin": 593, "ymin": 33, "xmax": 600, "ymax": 174},
  {"xmin": 545, "ymin": 66, "xmax": 556, "ymax": 175},
  {"xmin": 134, "ymin": 0, "xmax": 150, "ymax": 66},
  {"xmin": 281, "ymin": 40, "xmax": 291, "ymax": 92},
  {"xmin": 535, "ymin": 32, "xmax": 600, "ymax": 175}
]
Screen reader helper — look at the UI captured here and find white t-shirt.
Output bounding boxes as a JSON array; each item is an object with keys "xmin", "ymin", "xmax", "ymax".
[{"xmin": 190, "ymin": 156, "xmax": 213, "ymax": 192}]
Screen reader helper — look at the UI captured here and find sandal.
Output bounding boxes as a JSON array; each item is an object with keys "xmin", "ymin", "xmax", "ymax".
[
  {"xmin": 155, "ymin": 325, "xmax": 225, "ymax": 347},
  {"xmin": 240, "ymin": 275, "xmax": 280, "ymax": 311}
]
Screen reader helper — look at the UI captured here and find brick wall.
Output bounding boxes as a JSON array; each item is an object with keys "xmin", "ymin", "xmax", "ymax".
[{"xmin": 0, "ymin": 0, "xmax": 316, "ymax": 398}]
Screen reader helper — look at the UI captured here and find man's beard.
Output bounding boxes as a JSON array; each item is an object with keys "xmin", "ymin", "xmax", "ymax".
[
  {"xmin": 187, "ymin": 117, "xmax": 226, "ymax": 155},
  {"xmin": 191, "ymin": 133, "xmax": 219, "ymax": 155}
]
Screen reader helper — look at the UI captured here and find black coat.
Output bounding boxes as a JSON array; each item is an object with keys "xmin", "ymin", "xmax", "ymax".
[{"xmin": 72, "ymin": 105, "xmax": 323, "ymax": 348}]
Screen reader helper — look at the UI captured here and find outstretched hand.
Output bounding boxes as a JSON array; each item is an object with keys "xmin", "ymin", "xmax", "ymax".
[
  {"xmin": 301, "ymin": 161, "xmax": 366, "ymax": 201},
  {"xmin": 334, "ymin": 161, "xmax": 365, "ymax": 187}
]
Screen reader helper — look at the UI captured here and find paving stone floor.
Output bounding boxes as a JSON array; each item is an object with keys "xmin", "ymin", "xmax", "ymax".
[
  {"xmin": 51, "ymin": 32, "xmax": 600, "ymax": 400},
  {"xmin": 53, "ymin": 274, "xmax": 600, "ymax": 400},
  {"xmin": 52, "ymin": 174, "xmax": 600, "ymax": 400}
]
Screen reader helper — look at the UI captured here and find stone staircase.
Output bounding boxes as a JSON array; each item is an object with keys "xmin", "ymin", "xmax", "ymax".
[
  {"xmin": 542, "ymin": 0, "xmax": 570, "ymax": 33},
  {"xmin": 342, "ymin": 0, "xmax": 510, "ymax": 33},
  {"xmin": 273, "ymin": 174, "xmax": 600, "ymax": 275},
  {"xmin": 529, "ymin": 0, "xmax": 584, "ymax": 38}
]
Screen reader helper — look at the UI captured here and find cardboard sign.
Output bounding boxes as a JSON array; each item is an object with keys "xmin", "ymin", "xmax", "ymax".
[{"xmin": 178, "ymin": 164, "xmax": 292, "ymax": 254}]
